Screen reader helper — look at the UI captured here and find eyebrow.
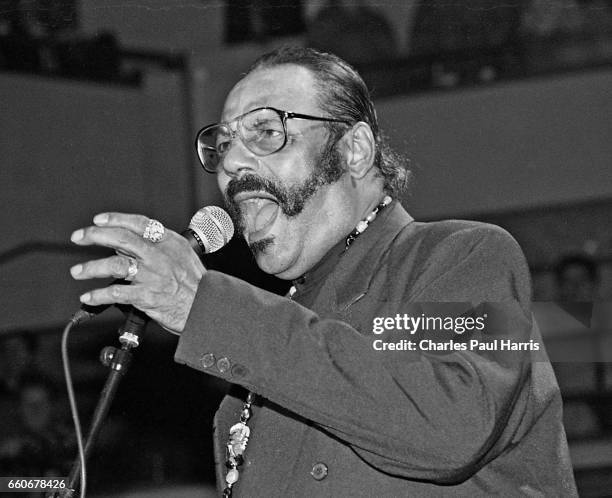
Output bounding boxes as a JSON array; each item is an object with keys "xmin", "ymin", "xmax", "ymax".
[{"xmin": 223, "ymin": 100, "xmax": 269, "ymax": 122}]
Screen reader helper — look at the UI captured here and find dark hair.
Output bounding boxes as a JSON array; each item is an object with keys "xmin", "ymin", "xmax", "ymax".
[
  {"xmin": 245, "ymin": 46, "xmax": 410, "ymax": 197},
  {"xmin": 554, "ymin": 254, "xmax": 599, "ymax": 284}
]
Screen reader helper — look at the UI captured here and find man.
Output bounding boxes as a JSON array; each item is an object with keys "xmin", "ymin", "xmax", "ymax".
[{"xmin": 70, "ymin": 47, "xmax": 577, "ymax": 496}]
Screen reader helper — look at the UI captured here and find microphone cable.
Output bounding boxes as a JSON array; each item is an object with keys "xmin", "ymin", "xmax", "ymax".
[{"xmin": 61, "ymin": 312, "xmax": 89, "ymax": 498}]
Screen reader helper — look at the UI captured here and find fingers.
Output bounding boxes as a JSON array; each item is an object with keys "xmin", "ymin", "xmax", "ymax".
[
  {"xmin": 71, "ymin": 213, "xmax": 172, "ymax": 255},
  {"xmin": 71, "ymin": 225, "xmax": 148, "ymax": 257},
  {"xmin": 70, "ymin": 254, "xmax": 135, "ymax": 280},
  {"xmin": 79, "ymin": 282, "xmax": 166, "ymax": 311},
  {"xmin": 79, "ymin": 282, "xmax": 141, "ymax": 306},
  {"xmin": 92, "ymin": 212, "xmax": 151, "ymax": 235}
]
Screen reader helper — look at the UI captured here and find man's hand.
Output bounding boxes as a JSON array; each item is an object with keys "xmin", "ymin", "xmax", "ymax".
[{"xmin": 69, "ymin": 213, "xmax": 205, "ymax": 334}]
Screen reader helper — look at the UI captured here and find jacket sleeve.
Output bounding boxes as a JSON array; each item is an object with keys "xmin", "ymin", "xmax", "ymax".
[{"xmin": 174, "ymin": 225, "xmax": 535, "ymax": 483}]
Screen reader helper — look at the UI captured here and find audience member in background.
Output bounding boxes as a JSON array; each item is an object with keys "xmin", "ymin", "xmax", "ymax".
[
  {"xmin": 409, "ymin": 0, "xmax": 523, "ymax": 86},
  {"xmin": 552, "ymin": 253, "xmax": 606, "ymax": 438},
  {"xmin": 0, "ymin": 372, "xmax": 75, "ymax": 478},
  {"xmin": 0, "ymin": 334, "xmax": 37, "ymax": 394},
  {"xmin": 555, "ymin": 253, "xmax": 600, "ymax": 301},
  {"xmin": 410, "ymin": 0, "xmax": 522, "ymax": 56},
  {"xmin": 307, "ymin": 0, "xmax": 397, "ymax": 64},
  {"xmin": 0, "ymin": 0, "xmax": 41, "ymax": 71}
]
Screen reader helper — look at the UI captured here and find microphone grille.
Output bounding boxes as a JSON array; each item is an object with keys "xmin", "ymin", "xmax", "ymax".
[{"xmin": 188, "ymin": 206, "xmax": 234, "ymax": 253}]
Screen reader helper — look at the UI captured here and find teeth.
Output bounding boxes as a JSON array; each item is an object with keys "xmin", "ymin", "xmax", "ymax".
[{"xmin": 241, "ymin": 197, "xmax": 275, "ymax": 208}]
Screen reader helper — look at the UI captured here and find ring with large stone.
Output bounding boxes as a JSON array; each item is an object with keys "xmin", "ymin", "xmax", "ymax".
[
  {"xmin": 125, "ymin": 257, "xmax": 139, "ymax": 281},
  {"xmin": 142, "ymin": 218, "xmax": 165, "ymax": 243}
]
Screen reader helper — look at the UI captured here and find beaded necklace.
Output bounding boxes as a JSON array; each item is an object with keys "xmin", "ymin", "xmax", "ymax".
[
  {"xmin": 345, "ymin": 195, "xmax": 392, "ymax": 249},
  {"xmin": 222, "ymin": 195, "xmax": 393, "ymax": 497}
]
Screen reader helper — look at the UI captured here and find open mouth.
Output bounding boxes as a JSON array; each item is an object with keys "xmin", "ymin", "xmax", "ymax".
[{"xmin": 234, "ymin": 191, "xmax": 280, "ymax": 241}]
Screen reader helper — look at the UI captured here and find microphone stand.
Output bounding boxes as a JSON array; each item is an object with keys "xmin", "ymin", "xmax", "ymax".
[{"xmin": 55, "ymin": 308, "xmax": 150, "ymax": 498}]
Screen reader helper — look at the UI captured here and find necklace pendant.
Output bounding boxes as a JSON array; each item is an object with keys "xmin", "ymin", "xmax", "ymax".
[{"xmin": 228, "ymin": 422, "xmax": 250, "ymax": 457}]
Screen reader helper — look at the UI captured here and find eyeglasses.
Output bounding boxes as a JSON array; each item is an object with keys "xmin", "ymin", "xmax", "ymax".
[{"xmin": 195, "ymin": 106, "xmax": 351, "ymax": 173}]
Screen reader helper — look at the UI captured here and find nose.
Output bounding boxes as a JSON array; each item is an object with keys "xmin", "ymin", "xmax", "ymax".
[{"xmin": 219, "ymin": 136, "xmax": 259, "ymax": 178}]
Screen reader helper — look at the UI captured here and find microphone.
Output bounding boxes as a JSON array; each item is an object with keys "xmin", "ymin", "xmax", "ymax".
[
  {"xmin": 182, "ymin": 205, "xmax": 234, "ymax": 257},
  {"xmin": 73, "ymin": 206, "xmax": 234, "ymax": 323}
]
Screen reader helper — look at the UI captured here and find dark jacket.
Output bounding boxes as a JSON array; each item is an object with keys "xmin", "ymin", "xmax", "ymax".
[{"xmin": 175, "ymin": 202, "xmax": 577, "ymax": 497}]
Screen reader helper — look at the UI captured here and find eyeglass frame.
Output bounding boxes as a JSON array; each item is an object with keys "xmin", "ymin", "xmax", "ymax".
[{"xmin": 195, "ymin": 106, "xmax": 352, "ymax": 173}]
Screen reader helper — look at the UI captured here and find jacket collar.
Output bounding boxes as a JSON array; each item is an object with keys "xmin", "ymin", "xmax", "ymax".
[{"xmin": 330, "ymin": 201, "xmax": 413, "ymax": 310}]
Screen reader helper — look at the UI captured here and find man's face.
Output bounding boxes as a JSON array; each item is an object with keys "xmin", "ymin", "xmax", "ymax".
[{"xmin": 216, "ymin": 65, "xmax": 354, "ymax": 279}]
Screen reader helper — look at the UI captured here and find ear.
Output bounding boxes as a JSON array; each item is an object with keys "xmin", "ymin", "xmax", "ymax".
[{"xmin": 342, "ymin": 122, "xmax": 376, "ymax": 180}]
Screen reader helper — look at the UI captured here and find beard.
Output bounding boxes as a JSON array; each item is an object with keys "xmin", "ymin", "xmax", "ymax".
[{"xmin": 223, "ymin": 135, "xmax": 345, "ymax": 255}]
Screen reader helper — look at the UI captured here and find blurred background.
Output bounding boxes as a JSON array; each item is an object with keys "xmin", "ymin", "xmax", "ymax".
[{"xmin": 1, "ymin": 0, "xmax": 611, "ymax": 496}]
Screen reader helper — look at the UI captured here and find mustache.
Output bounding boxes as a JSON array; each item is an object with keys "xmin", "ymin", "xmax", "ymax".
[{"xmin": 224, "ymin": 174, "xmax": 286, "ymax": 206}]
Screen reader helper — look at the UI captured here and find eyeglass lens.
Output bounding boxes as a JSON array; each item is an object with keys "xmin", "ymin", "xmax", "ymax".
[{"xmin": 197, "ymin": 108, "xmax": 286, "ymax": 172}]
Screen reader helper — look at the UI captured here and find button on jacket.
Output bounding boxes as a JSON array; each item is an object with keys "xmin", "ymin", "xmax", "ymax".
[{"xmin": 175, "ymin": 202, "xmax": 577, "ymax": 497}]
